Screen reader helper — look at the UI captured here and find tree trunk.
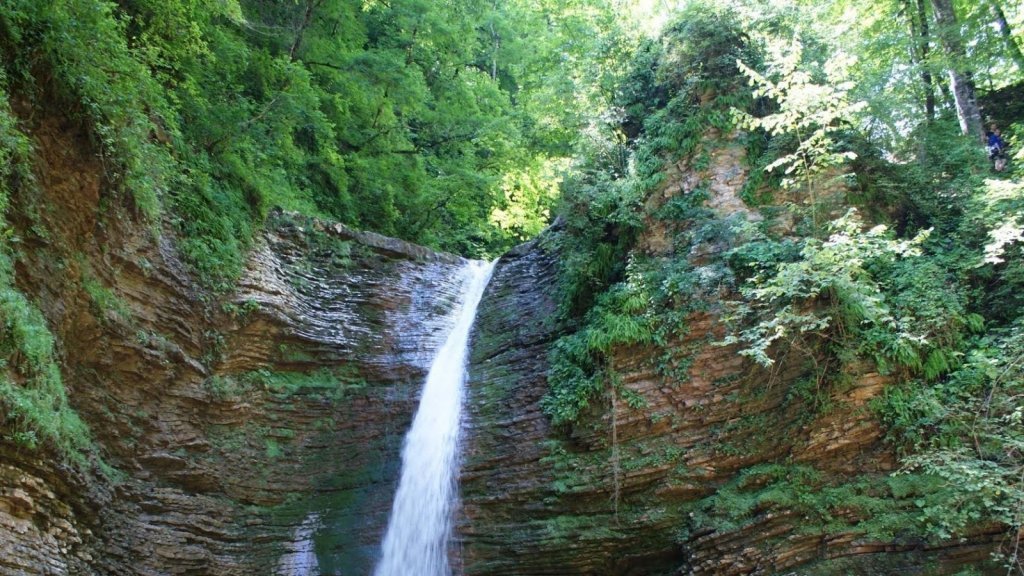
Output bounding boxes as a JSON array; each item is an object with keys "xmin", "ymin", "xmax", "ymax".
[
  {"xmin": 489, "ymin": 20, "xmax": 500, "ymax": 80},
  {"xmin": 289, "ymin": 0, "xmax": 321, "ymax": 61},
  {"xmin": 987, "ymin": 0, "xmax": 1024, "ymax": 71},
  {"xmin": 908, "ymin": 0, "xmax": 936, "ymax": 121},
  {"xmin": 930, "ymin": 0, "xmax": 984, "ymax": 141}
]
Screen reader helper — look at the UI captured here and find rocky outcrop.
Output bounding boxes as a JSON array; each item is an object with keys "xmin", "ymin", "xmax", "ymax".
[
  {"xmin": 0, "ymin": 107, "xmax": 474, "ymax": 574},
  {"xmin": 457, "ymin": 138, "xmax": 1005, "ymax": 575}
]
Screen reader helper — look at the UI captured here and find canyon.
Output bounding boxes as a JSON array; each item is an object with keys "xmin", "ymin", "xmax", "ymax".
[{"xmin": 0, "ymin": 111, "xmax": 1007, "ymax": 576}]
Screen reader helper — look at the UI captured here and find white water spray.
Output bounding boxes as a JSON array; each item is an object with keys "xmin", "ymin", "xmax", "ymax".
[{"xmin": 374, "ymin": 259, "xmax": 495, "ymax": 576}]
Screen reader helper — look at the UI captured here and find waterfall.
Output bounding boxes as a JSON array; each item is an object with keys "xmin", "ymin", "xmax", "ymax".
[{"xmin": 374, "ymin": 259, "xmax": 495, "ymax": 576}]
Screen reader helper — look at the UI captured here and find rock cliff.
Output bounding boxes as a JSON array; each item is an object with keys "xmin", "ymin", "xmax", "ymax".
[
  {"xmin": 457, "ymin": 138, "xmax": 1006, "ymax": 575},
  {"xmin": 0, "ymin": 109, "xmax": 474, "ymax": 575}
]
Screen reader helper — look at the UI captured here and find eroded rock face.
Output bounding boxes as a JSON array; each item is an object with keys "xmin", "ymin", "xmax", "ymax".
[
  {"xmin": 1, "ymin": 214, "xmax": 474, "ymax": 575},
  {"xmin": 457, "ymin": 138, "xmax": 1004, "ymax": 576},
  {"xmin": 460, "ymin": 240, "xmax": 1002, "ymax": 576},
  {"xmin": 1, "ymin": 212, "xmax": 473, "ymax": 575},
  {"xmin": 0, "ymin": 108, "xmax": 475, "ymax": 576}
]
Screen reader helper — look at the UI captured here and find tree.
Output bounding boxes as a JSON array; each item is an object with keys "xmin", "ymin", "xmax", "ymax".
[
  {"xmin": 984, "ymin": 0, "xmax": 1024, "ymax": 72},
  {"xmin": 735, "ymin": 40, "xmax": 867, "ymax": 227},
  {"xmin": 930, "ymin": 0, "xmax": 984, "ymax": 140},
  {"xmin": 906, "ymin": 0, "xmax": 937, "ymax": 122}
]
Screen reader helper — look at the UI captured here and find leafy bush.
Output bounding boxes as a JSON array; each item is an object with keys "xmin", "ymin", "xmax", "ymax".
[
  {"xmin": 721, "ymin": 210, "xmax": 931, "ymax": 369},
  {"xmin": 0, "ymin": 255, "xmax": 92, "ymax": 463},
  {"xmin": 875, "ymin": 321, "xmax": 1024, "ymax": 539},
  {"xmin": 1, "ymin": 0, "xmax": 176, "ymax": 220},
  {"xmin": 684, "ymin": 462, "xmax": 960, "ymax": 543},
  {"xmin": 544, "ymin": 282, "xmax": 654, "ymax": 426},
  {"xmin": 544, "ymin": 7, "xmax": 760, "ymax": 426}
]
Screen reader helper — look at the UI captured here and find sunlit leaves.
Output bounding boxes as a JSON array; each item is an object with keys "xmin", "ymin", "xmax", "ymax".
[
  {"xmin": 490, "ymin": 158, "xmax": 566, "ymax": 241},
  {"xmin": 734, "ymin": 40, "xmax": 867, "ymax": 196},
  {"xmin": 878, "ymin": 321, "xmax": 1024, "ymax": 542},
  {"xmin": 985, "ymin": 218, "xmax": 1024, "ymax": 264},
  {"xmin": 722, "ymin": 209, "xmax": 930, "ymax": 367},
  {"xmin": 974, "ymin": 178, "xmax": 1024, "ymax": 264}
]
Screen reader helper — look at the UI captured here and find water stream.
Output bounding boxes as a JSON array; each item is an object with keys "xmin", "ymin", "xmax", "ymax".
[{"xmin": 374, "ymin": 259, "xmax": 495, "ymax": 576}]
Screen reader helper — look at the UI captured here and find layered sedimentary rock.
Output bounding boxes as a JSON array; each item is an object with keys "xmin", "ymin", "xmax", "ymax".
[
  {"xmin": 0, "ymin": 109, "xmax": 1008, "ymax": 576},
  {"xmin": 0, "ymin": 110, "xmax": 472, "ymax": 575},
  {"xmin": 457, "ymin": 138, "xmax": 1005, "ymax": 575}
]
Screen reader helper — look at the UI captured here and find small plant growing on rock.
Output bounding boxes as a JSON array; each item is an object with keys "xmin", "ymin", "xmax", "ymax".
[
  {"xmin": 222, "ymin": 298, "xmax": 260, "ymax": 320},
  {"xmin": 720, "ymin": 209, "xmax": 930, "ymax": 371},
  {"xmin": 734, "ymin": 39, "xmax": 866, "ymax": 228}
]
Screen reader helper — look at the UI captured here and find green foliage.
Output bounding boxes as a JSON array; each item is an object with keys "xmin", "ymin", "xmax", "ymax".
[
  {"xmin": 683, "ymin": 462, "xmax": 962, "ymax": 544},
  {"xmin": 544, "ymin": 7, "xmax": 761, "ymax": 426},
  {"xmin": 618, "ymin": 4, "xmax": 759, "ymax": 143},
  {"xmin": 79, "ymin": 257, "xmax": 132, "ymax": 323},
  {"xmin": 0, "ymin": 87, "xmax": 93, "ymax": 464},
  {"xmin": 0, "ymin": 251, "xmax": 93, "ymax": 464},
  {"xmin": 204, "ymin": 368, "xmax": 367, "ymax": 403},
  {"xmin": 203, "ymin": 374, "xmax": 241, "ymax": 401},
  {"xmin": 489, "ymin": 158, "xmax": 565, "ymax": 242},
  {"xmin": 555, "ymin": 174, "xmax": 644, "ymax": 321},
  {"xmin": 542, "ymin": 2, "xmax": 1024, "ymax": 555},
  {"xmin": 722, "ymin": 210, "xmax": 931, "ymax": 369},
  {"xmin": 0, "ymin": 82, "xmax": 30, "ymax": 218},
  {"xmin": 222, "ymin": 298, "xmax": 260, "ymax": 320},
  {"xmin": 0, "ymin": 0, "xmax": 636, "ymax": 290},
  {"xmin": 871, "ymin": 255, "xmax": 980, "ymax": 378},
  {"xmin": 245, "ymin": 368, "xmax": 366, "ymax": 400},
  {"xmin": 1, "ymin": 0, "xmax": 175, "ymax": 220},
  {"xmin": 0, "ymin": 0, "xmax": 1022, "ymax": 556},
  {"xmin": 874, "ymin": 321, "xmax": 1024, "ymax": 539},
  {"xmin": 544, "ymin": 281, "xmax": 654, "ymax": 426},
  {"xmin": 967, "ymin": 176, "xmax": 1024, "ymax": 320},
  {"xmin": 264, "ymin": 438, "xmax": 283, "ymax": 459},
  {"xmin": 734, "ymin": 39, "xmax": 866, "ymax": 223}
]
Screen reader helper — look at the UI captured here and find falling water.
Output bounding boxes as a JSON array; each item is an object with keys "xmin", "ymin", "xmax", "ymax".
[{"xmin": 374, "ymin": 259, "xmax": 495, "ymax": 576}]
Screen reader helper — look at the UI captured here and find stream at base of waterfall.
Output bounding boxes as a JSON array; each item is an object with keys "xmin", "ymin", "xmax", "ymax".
[{"xmin": 374, "ymin": 259, "xmax": 495, "ymax": 576}]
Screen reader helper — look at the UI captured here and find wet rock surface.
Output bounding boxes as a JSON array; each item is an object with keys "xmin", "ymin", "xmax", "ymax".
[
  {"xmin": 0, "ymin": 208, "xmax": 471, "ymax": 574},
  {"xmin": 0, "ymin": 210, "xmax": 470, "ymax": 575}
]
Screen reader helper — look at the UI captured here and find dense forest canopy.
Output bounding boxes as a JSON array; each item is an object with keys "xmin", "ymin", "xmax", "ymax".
[
  {"xmin": 1, "ymin": 0, "xmax": 1024, "ymax": 568},
  {"xmin": 0, "ymin": 0, "xmax": 644, "ymax": 289},
  {"xmin": 0, "ymin": 0, "xmax": 1021, "ymax": 281}
]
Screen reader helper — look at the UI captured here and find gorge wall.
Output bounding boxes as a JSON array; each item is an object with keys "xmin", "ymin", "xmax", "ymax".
[
  {"xmin": 459, "ymin": 228, "xmax": 1005, "ymax": 576},
  {"xmin": 0, "ymin": 110, "xmax": 1009, "ymax": 576},
  {"xmin": 457, "ymin": 137, "xmax": 1007, "ymax": 575},
  {"xmin": 0, "ymin": 108, "xmax": 474, "ymax": 575}
]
